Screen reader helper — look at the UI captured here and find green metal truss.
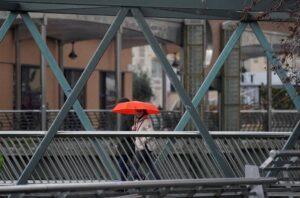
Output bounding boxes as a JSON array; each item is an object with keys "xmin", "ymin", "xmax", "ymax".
[{"xmin": 0, "ymin": 0, "xmax": 298, "ymax": 190}]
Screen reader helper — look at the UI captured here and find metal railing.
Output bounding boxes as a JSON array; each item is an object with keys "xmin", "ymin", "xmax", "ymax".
[
  {"xmin": 0, "ymin": 178, "xmax": 277, "ymax": 197},
  {"xmin": 0, "ymin": 109, "xmax": 298, "ymax": 131},
  {"xmin": 240, "ymin": 110, "xmax": 299, "ymax": 132},
  {"xmin": 206, "ymin": 110, "xmax": 299, "ymax": 131},
  {"xmin": 0, "ymin": 131, "xmax": 299, "ymax": 184},
  {"xmin": 260, "ymin": 150, "xmax": 300, "ymax": 176},
  {"xmin": 0, "ymin": 110, "xmax": 181, "ymax": 131}
]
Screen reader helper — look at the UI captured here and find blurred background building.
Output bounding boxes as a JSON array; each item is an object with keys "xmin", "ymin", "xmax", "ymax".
[{"xmin": 0, "ymin": 12, "xmax": 299, "ymax": 131}]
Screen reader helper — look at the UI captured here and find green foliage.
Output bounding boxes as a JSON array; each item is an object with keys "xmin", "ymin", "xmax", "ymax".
[
  {"xmin": 259, "ymin": 86, "xmax": 297, "ymax": 109},
  {"xmin": 0, "ymin": 155, "xmax": 3, "ymax": 172},
  {"xmin": 133, "ymin": 72, "xmax": 153, "ymax": 102}
]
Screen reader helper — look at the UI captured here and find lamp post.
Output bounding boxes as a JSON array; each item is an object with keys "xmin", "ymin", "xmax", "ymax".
[{"xmin": 40, "ymin": 15, "xmax": 47, "ymax": 131}]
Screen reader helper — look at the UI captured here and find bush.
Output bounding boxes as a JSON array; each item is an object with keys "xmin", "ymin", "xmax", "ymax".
[
  {"xmin": 133, "ymin": 72, "xmax": 153, "ymax": 102},
  {"xmin": 0, "ymin": 155, "xmax": 3, "ymax": 171}
]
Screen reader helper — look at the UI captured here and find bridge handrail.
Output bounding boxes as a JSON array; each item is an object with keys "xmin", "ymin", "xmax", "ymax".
[
  {"xmin": 0, "ymin": 178, "xmax": 277, "ymax": 194},
  {"xmin": 0, "ymin": 109, "xmax": 296, "ymax": 113},
  {"xmin": 0, "ymin": 131, "xmax": 292, "ymax": 138}
]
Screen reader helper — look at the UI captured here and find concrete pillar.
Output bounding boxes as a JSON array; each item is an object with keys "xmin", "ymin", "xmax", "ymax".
[
  {"xmin": 183, "ymin": 19, "xmax": 205, "ymax": 130},
  {"xmin": 221, "ymin": 23, "xmax": 241, "ymax": 131}
]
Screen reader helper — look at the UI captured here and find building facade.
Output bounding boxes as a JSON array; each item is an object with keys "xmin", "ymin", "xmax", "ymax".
[{"xmin": 0, "ymin": 29, "xmax": 133, "ymax": 110}]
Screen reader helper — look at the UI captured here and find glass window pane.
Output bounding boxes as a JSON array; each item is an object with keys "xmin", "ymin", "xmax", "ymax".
[
  {"xmin": 21, "ymin": 66, "xmax": 41, "ymax": 109},
  {"xmin": 64, "ymin": 69, "xmax": 86, "ymax": 108}
]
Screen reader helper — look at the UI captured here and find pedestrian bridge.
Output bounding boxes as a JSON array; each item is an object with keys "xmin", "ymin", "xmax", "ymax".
[
  {"xmin": 0, "ymin": 131, "xmax": 299, "ymax": 197},
  {"xmin": 0, "ymin": 1, "xmax": 299, "ymax": 197}
]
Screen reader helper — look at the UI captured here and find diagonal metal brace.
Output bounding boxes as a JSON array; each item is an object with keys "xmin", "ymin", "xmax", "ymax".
[
  {"xmin": 152, "ymin": 22, "xmax": 247, "ymax": 178},
  {"xmin": 267, "ymin": 120, "xmax": 300, "ymax": 177},
  {"xmin": 131, "ymin": 8, "xmax": 234, "ymax": 177},
  {"xmin": 250, "ymin": 22, "xmax": 300, "ymax": 111},
  {"xmin": 249, "ymin": 22, "xmax": 300, "ymax": 177},
  {"xmin": 175, "ymin": 22, "xmax": 247, "ymax": 131},
  {"xmin": 0, "ymin": 12, "xmax": 17, "ymax": 41},
  {"xmin": 21, "ymin": 13, "xmax": 94, "ymax": 131},
  {"xmin": 15, "ymin": 8, "xmax": 129, "ymax": 186}
]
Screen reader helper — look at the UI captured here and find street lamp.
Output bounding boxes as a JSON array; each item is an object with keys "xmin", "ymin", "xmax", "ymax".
[{"xmin": 68, "ymin": 41, "xmax": 78, "ymax": 60}]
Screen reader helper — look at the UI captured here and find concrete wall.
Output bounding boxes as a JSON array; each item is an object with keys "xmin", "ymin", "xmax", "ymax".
[
  {"xmin": 0, "ymin": 30, "xmax": 14, "ymax": 109},
  {"xmin": 0, "ymin": 31, "xmax": 133, "ymax": 110}
]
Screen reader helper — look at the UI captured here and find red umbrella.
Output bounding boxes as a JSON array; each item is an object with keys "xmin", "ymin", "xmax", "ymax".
[{"xmin": 112, "ymin": 101, "xmax": 159, "ymax": 115}]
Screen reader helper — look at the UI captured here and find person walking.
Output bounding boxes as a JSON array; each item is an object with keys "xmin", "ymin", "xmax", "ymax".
[
  {"xmin": 132, "ymin": 109, "xmax": 160, "ymax": 180},
  {"xmin": 112, "ymin": 101, "xmax": 160, "ymax": 180},
  {"xmin": 116, "ymin": 98, "xmax": 134, "ymax": 181}
]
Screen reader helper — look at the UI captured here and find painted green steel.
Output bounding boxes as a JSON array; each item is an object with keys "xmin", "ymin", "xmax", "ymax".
[
  {"xmin": 282, "ymin": 120, "xmax": 300, "ymax": 150},
  {"xmin": 0, "ymin": 12, "xmax": 17, "ymax": 41},
  {"xmin": 267, "ymin": 120, "xmax": 300, "ymax": 177},
  {"xmin": 0, "ymin": 1, "xmax": 298, "ymax": 21},
  {"xmin": 15, "ymin": 8, "xmax": 129, "ymax": 185},
  {"xmin": 15, "ymin": 5, "xmax": 237, "ymax": 20},
  {"xmin": 249, "ymin": 22, "xmax": 300, "ymax": 177},
  {"xmin": 175, "ymin": 22, "xmax": 247, "ymax": 131},
  {"xmin": 250, "ymin": 22, "xmax": 300, "ymax": 111},
  {"xmin": 131, "ymin": 8, "xmax": 234, "ymax": 178},
  {"xmin": 21, "ymin": 13, "xmax": 94, "ymax": 131},
  {"xmin": 0, "ymin": 0, "xmax": 292, "ymax": 11}
]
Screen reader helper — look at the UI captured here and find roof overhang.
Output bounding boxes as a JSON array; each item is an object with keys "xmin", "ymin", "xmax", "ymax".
[
  {"xmin": 0, "ymin": 12, "xmax": 182, "ymax": 47},
  {"xmin": 0, "ymin": 0, "xmax": 299, "ymax": 22}
]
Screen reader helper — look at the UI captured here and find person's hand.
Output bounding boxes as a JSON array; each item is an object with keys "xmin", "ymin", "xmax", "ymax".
[{"xmin": 132, "ymin": 125, "xmax": 136, "ymax": 131}]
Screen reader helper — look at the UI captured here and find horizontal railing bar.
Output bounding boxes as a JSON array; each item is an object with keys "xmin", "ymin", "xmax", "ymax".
[
  {"xmin": 240, "ymin": 110, "xmax": 298, "ymax": 113},
  {"xmin": 0, "ymin": 109, "xmax": 112, "ymax": 113},
  {"xmin": 0, "ymin": 109, "xmax": 297, "ymax": 113},
  {"xmin": 0, "ymin": 178, "xmax": 277, "ymax": 193},
  {"xmin": 0, "ymin": 131, "xmax": 292, "ymax": 138},
  {"xmin": 0, "ymin": 109, "xmax": 180, "ymax": 113},
  {"xmin": 0, "ymin": 180, "xmax": 107, "ymax": 185},
  {"xmin": 0, "ymin": 110, "xmax": 43, "ymax": 113},
  {"xmin": 263, "ymin": 167, "xmax": 300, "ymax": 171},
  {"xmin": 272, "ymin": 150, "xmax": 300, "ymax": 157}
]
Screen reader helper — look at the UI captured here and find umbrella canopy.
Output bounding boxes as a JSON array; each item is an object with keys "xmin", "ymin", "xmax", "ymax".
[{"xmin": 112, "ymin": 101, "xmax": 159, "ymax": 115}]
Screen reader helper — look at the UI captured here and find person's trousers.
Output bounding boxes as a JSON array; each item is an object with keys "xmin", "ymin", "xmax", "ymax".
[
  {"xmin": 132, "ymin": 149, "xmax": 160, "ymax": 180},
  {"xmin": 117, "ymin": 154, "xmax": 131, "ymax": 181}
]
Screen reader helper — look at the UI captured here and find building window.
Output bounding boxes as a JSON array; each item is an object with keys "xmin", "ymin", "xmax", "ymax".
[
  {"xmin": 100, "ymin": 71, "xmax": 124, "ymax": 109},
  {"xmin": 21, "ymin": 65, "xmax": 41, "ymax": 109},
  {"xmin": 64, "ymin": 69, "xmax": 86, "ymax": 108},
  {"xmin": 151, "ymin": 58, "xmax": 161, "ymax": 78}
]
